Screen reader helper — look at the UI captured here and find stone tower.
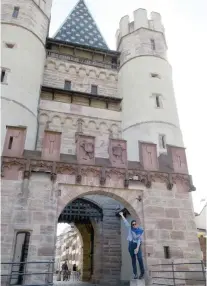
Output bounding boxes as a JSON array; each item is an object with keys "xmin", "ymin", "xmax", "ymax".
[
  {"xmin": 1, "ymin": 0, "xmax": 53, "ymax": 151},
  {"xmin": 116, "ymin": 9, "xmax": 184, "ymax": 161},
  {"xmin": 1, "ymin": 2, "xmax": 202, "ymax": 286}
]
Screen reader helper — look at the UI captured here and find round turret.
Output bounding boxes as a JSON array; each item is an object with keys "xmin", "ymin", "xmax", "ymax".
[
  {"xmin": 1, "ymin": 0, "xmax": 53, "ymax": 151},
  {"xmin": 117, "ymin": 9, "xmax": 184, "ymax": 161}
]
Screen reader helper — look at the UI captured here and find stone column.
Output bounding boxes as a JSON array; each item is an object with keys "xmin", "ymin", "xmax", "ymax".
[
  {"xmin": 101, "ymin": 206, "xmax": 122, "ymax": 285},
  {"xmin": 91, "ymin": 220, "xmax": 103, "ymax": 284}
]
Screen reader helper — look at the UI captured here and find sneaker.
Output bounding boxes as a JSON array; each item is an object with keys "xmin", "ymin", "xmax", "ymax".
[
  {"xmin": 134, "ymin": 274, "xmax": 138, "ymax": 279},
  {"xmin": 139, "ymin": 273, "xmax": 144, "ymax": 279}
]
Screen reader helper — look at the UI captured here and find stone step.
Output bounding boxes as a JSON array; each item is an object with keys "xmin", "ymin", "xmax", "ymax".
[{"xmin": 130, "ymin": 279, "xmax": 145, "ymax": 286}]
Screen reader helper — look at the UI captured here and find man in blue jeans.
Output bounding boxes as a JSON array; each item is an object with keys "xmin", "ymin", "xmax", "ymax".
[{"xmin": 119, "ymin": 212, "xmax": 145, "ymax": 279}]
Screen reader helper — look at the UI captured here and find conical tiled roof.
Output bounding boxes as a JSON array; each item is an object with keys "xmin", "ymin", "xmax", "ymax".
[{"xmin": 54, "ymin": 0, "xmax": 109, "ymax": 50}]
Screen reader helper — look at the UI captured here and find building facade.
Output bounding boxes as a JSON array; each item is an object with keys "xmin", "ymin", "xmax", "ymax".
[
  {"xmin": 55, "ymin": 224, "xmax": 82, "ymax": 272},
  {"xmin": 1, "ymin": 0, "xmax": 203, "ymax": 285},
  {"xmin": 195, "ymin": 204, "xmax": 207, "ymax": 265}
]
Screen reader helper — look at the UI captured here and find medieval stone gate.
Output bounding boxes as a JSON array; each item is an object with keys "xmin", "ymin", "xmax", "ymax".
[
  {"xmin": 55, "ymin": 190, "xmax": 137, "ymax": 285},
  {"xmin": 1, "ymin": 136, "xmax": 201, "ymax": 286}
]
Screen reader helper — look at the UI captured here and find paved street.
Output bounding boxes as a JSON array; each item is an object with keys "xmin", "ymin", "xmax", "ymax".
[
  {"xmin": 54, "ymin": 282, "xmax": 94, "ymax": 286},
  {"xmin": 53, "ymin": 275, "xmax": 95, "ymax": 286}
]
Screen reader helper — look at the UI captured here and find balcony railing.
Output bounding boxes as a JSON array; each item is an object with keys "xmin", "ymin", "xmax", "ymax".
[
  {"xmin": 46, "ymin": 50, "xmax": 119, "ymax": 70},
  {"xmin": 151, "ymin": 261, "xmax": 206, "ymax": 286},
  {"xmin": 1, "ymin": 260, "xmax": 54, "ymax": 286}
]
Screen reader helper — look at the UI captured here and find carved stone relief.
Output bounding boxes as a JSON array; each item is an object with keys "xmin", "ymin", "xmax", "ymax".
[
  {"xmin": 109, "ymin": 139, "xmax": 127, "ymax": 168},
  {"xmin": 76, "ymin": 135, "xmax": 95, "ymax": 165}
]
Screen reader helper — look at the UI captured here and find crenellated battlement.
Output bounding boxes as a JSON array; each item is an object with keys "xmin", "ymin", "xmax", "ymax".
[
  {"xmin": 116, "ymin": 8, "xmax": 165, "ymax": 47},
  {"xmin": 1, "ymin": 127, "xmax": 195, "ymax": 192}
]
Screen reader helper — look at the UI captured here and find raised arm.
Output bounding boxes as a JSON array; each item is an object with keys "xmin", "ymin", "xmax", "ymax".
[{"xmin": 119, "ymin": 212, "xmax": 130, "ymax": 228}]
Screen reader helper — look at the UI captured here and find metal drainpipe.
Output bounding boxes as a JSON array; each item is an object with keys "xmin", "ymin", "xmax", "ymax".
[
  {"xmin": 53, "ymin": 189, "xmax": 61, "ymax": 282},
  {"xmin": 100, "ymin": 219, "xmax": 104, "ymax": 284},
  {"xmin": 34, "ymin": 102, "xmax": 40, "ymax": 150},
  {"xmin": 138, "ymin": 189, "xmax": 150, "ymax": 283}
]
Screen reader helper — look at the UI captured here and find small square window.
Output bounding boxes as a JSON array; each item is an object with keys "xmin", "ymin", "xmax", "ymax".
[
  {"xmin": 151, "ymin": 39, "xmax": 156, "ymax": 50},
  {"xmin": 151, "ymin": 73, "xmax": 160, "ymax": 78},
  {"xmin": 91, "ymin": 85, "xmax": 98, "ymax": 95},
  {"xmin": 159, "ymin": 134, "xmax": 166, "ymax": 149},
  {"xmin": 64, "ymin": 80, "xmax": 71, "ymax": 91},
  {"xmin": 12, "ymin": 7, "xmax": 20, "ymax": 18}
]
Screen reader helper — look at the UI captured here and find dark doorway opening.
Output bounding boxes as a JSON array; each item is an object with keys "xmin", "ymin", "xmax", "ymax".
[{"xmin": 56, "ymin": 198, "xmax": 103, "ymax": 282}]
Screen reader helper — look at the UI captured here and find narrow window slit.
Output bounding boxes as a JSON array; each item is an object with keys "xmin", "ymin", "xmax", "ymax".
[
  {"xmin": 151, "ymin": 39, "xmax": 156, "ymax": 50},
  {"xmin": 1, "ymin": 70, "xmax": 6, "ymax": 83},
  {"xmin": 164, "ymin": 246, "xmax": 170, "ymax": 259},
  {"xmin": 8, "ymin": 136, "xmax": 13, "ymax": 149},
  {"xmin": 12, "ymin": 7, "xmax": 20, "ymax": 18},
  {"xmin": 156, "ymin": 95, "xmax": 160, "ymax": 108}
]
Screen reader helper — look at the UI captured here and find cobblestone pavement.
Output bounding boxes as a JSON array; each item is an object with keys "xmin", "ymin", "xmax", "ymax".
[
  {"xmin": 53, "ymin": 276, "xmax": 94, "ymax": 286},
  {"xmin": 53, "ymin": 282, "xmax": 94, "ymax": 286}
]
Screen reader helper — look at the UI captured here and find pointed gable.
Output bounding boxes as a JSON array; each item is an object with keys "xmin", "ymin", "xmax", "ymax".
[{"xmin": 54, "ymin": 0, "xmax": 109, "ymax": 50}]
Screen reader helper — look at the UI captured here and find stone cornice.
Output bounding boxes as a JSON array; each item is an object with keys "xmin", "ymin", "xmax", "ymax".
[
  {"xmin": 41, "ymin": 86, "xmax": 122, "ymax": 104},
  {"xmin": 46, "ymin": 38, "xmax": 120, "ymax": 57},
  {"xmin": 1, "ymin": 155, "xmax": 195, "ymax": 192}
]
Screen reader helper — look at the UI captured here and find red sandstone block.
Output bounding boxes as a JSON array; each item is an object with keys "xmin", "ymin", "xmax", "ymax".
[
  {"xmin": 76, "ymin": 134, "xmax": 95, "ymax": 165},
  {"xmin": 109, "ymin": 139, "xmax": 127, "ymax": 168},
  {"xmin": 159, "ymin": 230, "xmax": 170, "ymax": 240},
  {"xmin": 157, "ymin": 219, "xmax": 173, "ymax": 230},
  {"xmin": 145, "ymin": 229, "xmax": 159, "ymax": 239},
  {"xmin": 139, "ymin": 141, "xmax": 158, "ymax": 171},
  {"xmin": 165, "ymin": 208, "xmax": 180, "ymax": 218},
  {"xmin": 173, "ymin": 219, "xmax": 187, "ymax": 230},
  {"xmin": 144, "ymin": 206, "xmax": 165, "ymax": 217},
  {"xmin": 42, "ymin": 130, "xmax": 61, "ymax": 161},
  {"xmin": 170, "ymin": 231, "xmax": 185, "ymax": 240},
  {"xmin": 3, "ymin": 165, "xmax": 21, "ymax": 180},
  {"xmin": 3, "ymin": 126, "xmax": 26, "ymax": 157},
  {"xmin": 167, "ymin": 145, "xmax": 188, "ymax": 174}
]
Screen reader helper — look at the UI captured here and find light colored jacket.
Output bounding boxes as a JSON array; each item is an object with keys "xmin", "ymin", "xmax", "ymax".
[{"xmin": 122, "ymin": 216, "xmax": 143, "ymax": 243}]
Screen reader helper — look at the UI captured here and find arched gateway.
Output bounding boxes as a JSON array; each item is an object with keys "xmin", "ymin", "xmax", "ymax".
[
  {"xmin": 57, "ymin": 198, "xmax": 103, "ymax": 282},
  {"xmin": 56, "ymin": 188, "xmax": 140, "ymax": 285}
]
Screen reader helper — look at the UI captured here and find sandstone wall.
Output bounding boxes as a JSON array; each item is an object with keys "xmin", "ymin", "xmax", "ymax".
[
  {"xmin": 38, "ymin": 100, "xmax": 121, "ymax": 158},
  {"xmin": 1, "ymin": 171, "xmax": 201, "ymax": 285},
  {"xmin": 44, "ymin": 56, "xmax": 118, "ymax": 98}
]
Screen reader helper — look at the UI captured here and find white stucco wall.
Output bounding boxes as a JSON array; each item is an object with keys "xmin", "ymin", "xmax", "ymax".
[
  {"xmin": 44, "ymin": 57, "xmax": 118, "ymax": 98},
  {"xmin": 118, "ymin": 22, "xmax": 184, "ymax": 160},
  {"xmin": 1, "ymin": 0, "xmax": 52, "ymax": 151},
  {"xmin": 195, "ymin": 205, "xmax": 207, "ymax": 230}
]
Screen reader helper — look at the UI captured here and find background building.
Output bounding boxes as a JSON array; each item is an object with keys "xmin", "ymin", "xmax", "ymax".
[
  {"xmin": 195, "ymin": 203, "xmax": 207, "ymax": 265},
  {"xmin": 55, "ymin": 224, "xmax": 82, "ymax": 272}
]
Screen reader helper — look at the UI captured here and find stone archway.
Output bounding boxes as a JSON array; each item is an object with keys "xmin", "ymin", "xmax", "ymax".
[
  {"xmin": 56, "ymin": 186, "xmax": 143, "ymax": 285},
  {"xmin": 57, "ymin": 197, "xmax": 104, "ymax": 282},
  {"xmin": 57, "ymin": 185, "xmax": 142, "ymax": 223}
]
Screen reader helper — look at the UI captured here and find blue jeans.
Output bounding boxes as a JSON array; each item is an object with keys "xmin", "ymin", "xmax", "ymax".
[{"xmin": 128, "ymin": 241, "xmax": 145, "ymax": 275}]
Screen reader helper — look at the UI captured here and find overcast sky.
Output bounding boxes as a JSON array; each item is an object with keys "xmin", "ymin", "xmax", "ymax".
[{"xmin": 50, "ymin": 0, "xmax": 207, "ymax": 213}]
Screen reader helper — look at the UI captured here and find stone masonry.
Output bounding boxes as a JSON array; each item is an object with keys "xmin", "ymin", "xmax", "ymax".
[
  {"xmin": 1, "ymin": 1, "xmax": 203, "ymax": 285},
  {"xmin": 1, "ymin": 137, "xmax": 202, "ymax": 285}
]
